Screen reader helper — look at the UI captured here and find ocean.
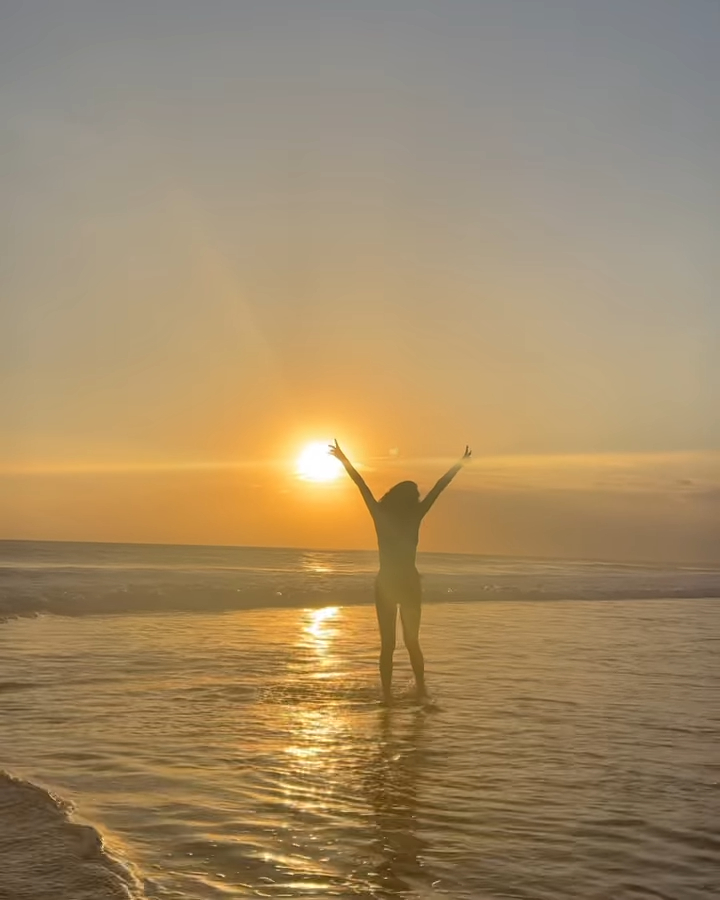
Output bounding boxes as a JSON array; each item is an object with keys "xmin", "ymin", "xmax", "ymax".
[{"xmin": 0, "ymin": 540, "xmax": 718, "ymax": 899}]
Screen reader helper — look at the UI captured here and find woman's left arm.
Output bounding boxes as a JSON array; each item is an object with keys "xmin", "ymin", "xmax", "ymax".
[{"xmin": 418, "ymin": 446, "xmax": 471, "ymax": 518}]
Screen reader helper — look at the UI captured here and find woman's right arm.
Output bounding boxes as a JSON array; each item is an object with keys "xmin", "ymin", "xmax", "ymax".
[{"xmin": 329, "ymin": 440, "xmax": 377, "ymax": 514}]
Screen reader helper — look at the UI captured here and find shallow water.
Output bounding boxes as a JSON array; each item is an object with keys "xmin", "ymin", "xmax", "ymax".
[{"xmin": 1, "ymin": 598, "xmax": 718, "ymax": 899}]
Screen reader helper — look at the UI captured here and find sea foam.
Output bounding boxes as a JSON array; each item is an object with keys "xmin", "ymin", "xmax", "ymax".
[{"xmin": 1, "ymin": 541, "xmax": 719, "ymax": 623}]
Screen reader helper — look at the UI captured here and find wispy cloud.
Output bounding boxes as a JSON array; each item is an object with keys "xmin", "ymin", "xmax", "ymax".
[
  {"xmin": 2, "ymin": 451, "xmax": 719, "ymax": 501},
  {"xmin": 366, "ymin": 450, "xmax": 720, "ymax": 495},
  {"xmin": 0, "ymin": 459, "xmax": 284, "ymax": 476}
]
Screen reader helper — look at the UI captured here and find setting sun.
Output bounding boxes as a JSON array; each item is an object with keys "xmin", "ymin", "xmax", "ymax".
[{"xmin": 296, "ymin": 442, "xmax": 343, "ymax": 482}]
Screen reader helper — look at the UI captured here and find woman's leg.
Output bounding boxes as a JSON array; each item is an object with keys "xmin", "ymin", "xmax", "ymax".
[
  {"xmin": 400, "ymin": 588, "xmax": 425, "ymax": 697},
  {"xmin": 374, "ymin": 581, "xmax": 397, "ymax": 702}
]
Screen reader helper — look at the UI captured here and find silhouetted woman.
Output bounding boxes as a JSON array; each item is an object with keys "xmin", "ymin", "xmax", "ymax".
[{"xmin": 329, "ymin": 441, "xmax": 471, "ymax": 703}]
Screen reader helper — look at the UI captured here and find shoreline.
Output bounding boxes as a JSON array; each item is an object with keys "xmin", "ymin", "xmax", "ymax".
[
  {"xmin": 0, "ymin": 769, "xmax": 144, "ymax": 900},
  {"xmin": 1, "ymin": 590, "xmax": 719, "ymax": 629}
]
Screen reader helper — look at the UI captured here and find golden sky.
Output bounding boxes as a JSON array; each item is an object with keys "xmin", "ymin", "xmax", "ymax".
[
  {"xmin": 3, "ymin": 450, "xmax": 719, "ymax": 563},
  {"xmin": 2, "ymin": 2, "xmax": 719, "ymax": 561}
]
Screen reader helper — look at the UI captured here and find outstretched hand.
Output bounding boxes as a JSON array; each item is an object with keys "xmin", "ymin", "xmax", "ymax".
[
  {"xmin": 328, "ymin": 439, "xmax": 348, "ymax": 463},
  {"xmin": 461, "ymin": 445, "xmax": 472, "ymax": 462}
]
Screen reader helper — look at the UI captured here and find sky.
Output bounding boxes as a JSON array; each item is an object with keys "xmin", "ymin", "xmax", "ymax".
[{"xmin": 2, "ymin": 0, "xmax": 719, "ymax": 561}]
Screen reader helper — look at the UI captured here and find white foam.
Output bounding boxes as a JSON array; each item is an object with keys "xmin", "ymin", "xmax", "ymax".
[{"xmin": 1, "ymin": 541, "xmax": 719, "ymax": 621}]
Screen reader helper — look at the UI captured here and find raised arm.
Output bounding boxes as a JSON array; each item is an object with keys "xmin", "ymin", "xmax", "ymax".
[
  {"xmin": 329, "ymin": 440, "xmax": 377, "ymax": 515},
  {"xmin": 419, "ymin": 446, "xmax": 472, "ymax": 518}
]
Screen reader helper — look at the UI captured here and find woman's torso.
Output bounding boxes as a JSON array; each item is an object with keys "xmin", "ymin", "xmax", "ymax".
[{"xmin": 372, "ymin": 508, "xmax": 421, "ymax": 575}]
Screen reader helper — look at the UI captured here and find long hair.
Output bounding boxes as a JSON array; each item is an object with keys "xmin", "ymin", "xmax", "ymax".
[{"xmin": 378, "ymin": 480, "xmax": 420, "ymax": 517}]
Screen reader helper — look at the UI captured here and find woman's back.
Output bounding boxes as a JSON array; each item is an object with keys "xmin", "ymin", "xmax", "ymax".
[{"xmin": 372, "ymin": 507, "xmax": 421, "ymax": 573}]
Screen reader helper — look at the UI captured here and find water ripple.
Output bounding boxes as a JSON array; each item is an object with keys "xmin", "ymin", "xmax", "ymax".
[{"xmin": 0, "ymin": 599, "xmax": 718, "ymax": 899}]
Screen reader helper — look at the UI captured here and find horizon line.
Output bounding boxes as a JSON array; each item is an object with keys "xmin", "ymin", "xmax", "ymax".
[
  {"xmin": 1, "ymin": 448, "xmax": 718, "ymax": 477},
  {"xmin": 1, "ymin": 535, "xmax": 719, "ymax": 571}
]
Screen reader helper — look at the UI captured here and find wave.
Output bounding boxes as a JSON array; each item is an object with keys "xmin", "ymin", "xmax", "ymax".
[
  {"xmin": 2, "ymin": 578, "xmax": 719, "ymax": 624},
  {"xmin": 1, "ymin": 542, "xmax": 719, "ymax": 622},
  {"xmin": 0, "ymin": 770, "xmax": 145, "ymax": 900}
]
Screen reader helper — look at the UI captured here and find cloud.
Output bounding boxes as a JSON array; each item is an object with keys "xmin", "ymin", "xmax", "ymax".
[
  {"xmin": 421, "ymin": 482, "xmax": 720, "ymax": 564},
  {"xmin": 367, "ymin": 450, "xmax": 720, "ymax": 497}
]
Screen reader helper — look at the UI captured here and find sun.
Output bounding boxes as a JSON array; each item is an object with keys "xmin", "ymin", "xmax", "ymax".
[{"xmin": 296, "ymin": 441, "xmax": 343, "ymax": 482}]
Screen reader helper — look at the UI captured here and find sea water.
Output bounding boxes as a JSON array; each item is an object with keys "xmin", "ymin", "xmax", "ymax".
[{"xmin": 0, "ymin": 541, "xmax": 718, "ymax": 899}]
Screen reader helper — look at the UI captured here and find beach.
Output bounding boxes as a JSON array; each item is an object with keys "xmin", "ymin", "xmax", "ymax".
[
  {"xmin": 1, "ymin": 542, "xmax": 718, "ymax": 899},
  {"xmin": 5, "ymin": 0, "xmax": 720, "ymax": 895}
]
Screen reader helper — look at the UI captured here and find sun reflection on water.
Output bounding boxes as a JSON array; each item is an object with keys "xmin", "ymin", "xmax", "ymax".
[
  {"xmin": 303, "ymin": 607, "xmax": 341, "ymax": 676},
  {"xmin": 301, "ymin": 552, "xmax": 336, "ymax": 575},
  {"xmin": 284, "ymin": 606, "xmax": 350, "ymax": 827},
  {"xmin": 306, "ymin": 605, "xmax": 339, "ymax": 641},
  {"xmin": 287, "ymin": 608, "xmax": 347, "ymax": 768}
]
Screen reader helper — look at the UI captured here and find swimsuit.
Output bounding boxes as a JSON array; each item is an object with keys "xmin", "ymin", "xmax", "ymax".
[{"xmin": 375, "ymin": 566, "xmax": 421, "ymax": 608}]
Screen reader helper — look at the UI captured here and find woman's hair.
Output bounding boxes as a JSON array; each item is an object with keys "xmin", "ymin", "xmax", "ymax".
[{"xmin": 378, "ymin": 480, "xmax": 420, "ymax": 516}]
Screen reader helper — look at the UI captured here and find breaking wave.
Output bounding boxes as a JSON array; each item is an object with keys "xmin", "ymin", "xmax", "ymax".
[
  {"xmin": 1, "ymin": 540, "xmax": 718, "ymax": 623},
  {"xmin": 0, "ymin": 770, "xmax": 144, "ymax": 900}
]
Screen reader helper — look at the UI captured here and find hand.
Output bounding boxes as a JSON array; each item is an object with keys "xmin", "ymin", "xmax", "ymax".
[
  {"xmin": 328, "ymin": 439, "xmax": 348, "ymax": 463},
  {"xmin": 461, "ymin": 445, "xmax": 472, "ymax": 462}
]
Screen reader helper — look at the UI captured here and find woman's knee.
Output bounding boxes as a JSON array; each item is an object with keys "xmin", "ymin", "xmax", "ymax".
[
  {"xmin": 401, "ymin": 618, "xmax": 420, "ymax": 645},
  {"xmin": 405, "ymin": 637, "xmax": 422, "ymax": 656}
]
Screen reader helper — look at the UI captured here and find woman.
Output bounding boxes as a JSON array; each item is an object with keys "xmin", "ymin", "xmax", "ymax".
[{"xmin": 329, "ymin": 441, "xmax": 471, "ymax": 703}]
